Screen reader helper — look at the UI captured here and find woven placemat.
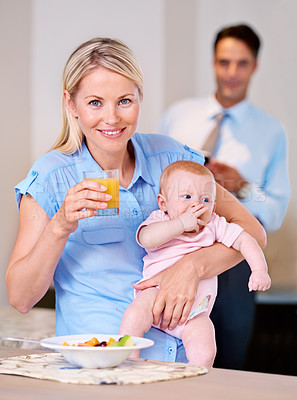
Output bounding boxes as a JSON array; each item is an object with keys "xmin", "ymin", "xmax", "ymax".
[{"xmin": 0, "ymin": 352, "xmax": 207, "ymax": 385}]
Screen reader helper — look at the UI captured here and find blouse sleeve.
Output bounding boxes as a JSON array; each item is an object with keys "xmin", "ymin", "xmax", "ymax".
[{"xmin": 14, "ymin": 167, "xmax": 59, "ymax": 219}]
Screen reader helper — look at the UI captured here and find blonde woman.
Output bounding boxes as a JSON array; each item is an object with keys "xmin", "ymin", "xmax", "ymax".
[{"xmin": 6, "ymin": 38, "xmax": 265, "ymax": 363}]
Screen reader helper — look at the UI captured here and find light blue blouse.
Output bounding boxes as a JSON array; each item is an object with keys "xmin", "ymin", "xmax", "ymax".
[{"xmin": 15, "ymin": 133, "xmax": 204, "ymax": 362}]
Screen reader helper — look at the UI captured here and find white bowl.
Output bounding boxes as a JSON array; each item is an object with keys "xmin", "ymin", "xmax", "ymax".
[{"xmin": 40, "ymin": 334, "xmax": 154, "ymax": 368}]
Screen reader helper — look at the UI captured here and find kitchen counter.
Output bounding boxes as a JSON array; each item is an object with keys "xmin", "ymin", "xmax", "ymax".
[
  {"xmin": 0, "ymin": 347, "xmax": 297, "ymax": 400},
  {"xmin": 1, "ymin": 306, "xmax": 297, "ymax": 399},
  {"xmin": 0, "ymin": 306, "xmax": 55, "ymax": 348}
]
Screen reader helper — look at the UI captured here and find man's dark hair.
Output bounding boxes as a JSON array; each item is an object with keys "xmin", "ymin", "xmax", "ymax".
[{"xmin": 214, "ymin": 24, "xmax": 261, "ymax": 58}]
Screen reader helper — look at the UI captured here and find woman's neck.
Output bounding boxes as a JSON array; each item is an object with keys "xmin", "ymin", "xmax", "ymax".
[
  {"xmin": 118, "ymin": 141, "xmax": 135, "ymax": 189},
  {"xmin": 86, "ymin": 139, "xmax": 135, "ymax": 189}
]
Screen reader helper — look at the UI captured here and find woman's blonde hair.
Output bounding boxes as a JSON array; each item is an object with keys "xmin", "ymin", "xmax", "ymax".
[{"xmin": 51, "ymin": 37, "xmax": 144, "ymax": 154}]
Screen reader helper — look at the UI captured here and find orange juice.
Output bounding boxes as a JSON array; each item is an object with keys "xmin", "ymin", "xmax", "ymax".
[{"xmin": 84, "ymin": 177, "xmax": 119, "ymax": 211}]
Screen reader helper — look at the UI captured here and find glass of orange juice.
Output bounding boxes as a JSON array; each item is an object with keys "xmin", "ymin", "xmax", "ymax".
[{"xmin": 83, "ymin": 169, "xmax": 119, "ymax": 216}]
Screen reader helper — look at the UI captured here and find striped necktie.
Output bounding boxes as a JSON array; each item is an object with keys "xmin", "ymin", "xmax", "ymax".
[{"xmin": 201, "ymin": 112, "xmax": 225, "ymax": 159}]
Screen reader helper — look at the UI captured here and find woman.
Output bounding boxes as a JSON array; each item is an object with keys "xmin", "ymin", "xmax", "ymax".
[{"xmin": 6, "ymin": 37, "xmax": 265, "ymax": 362}]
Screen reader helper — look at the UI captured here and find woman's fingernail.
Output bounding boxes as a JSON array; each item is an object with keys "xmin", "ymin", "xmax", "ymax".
[
  {"xmin": 105, "ymin": 194, "xmax": 112, "ymax": 200},
  {"xmin": 98, "ymin": 184, "xmax": 107, "ymax": 190}
]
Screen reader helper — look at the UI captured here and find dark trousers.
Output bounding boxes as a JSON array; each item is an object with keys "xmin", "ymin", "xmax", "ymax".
[{"xmin": 210, "ymin": 260, "xmax": 255, "ymax": 370}]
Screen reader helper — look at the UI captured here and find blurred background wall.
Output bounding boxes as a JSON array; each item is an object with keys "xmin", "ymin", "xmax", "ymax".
[{"xmin": 1, "ymin": 0, "xmax": 296, "ymax": 306}]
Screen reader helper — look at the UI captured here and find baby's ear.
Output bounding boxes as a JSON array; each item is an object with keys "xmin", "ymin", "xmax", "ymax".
[
  {"xmin": 212, "ymin": 202, "xmax": 216, "ymax": 214},
  {"xmin": 157, "ymin": 193, "xmax": 167, "ymax": 212}
]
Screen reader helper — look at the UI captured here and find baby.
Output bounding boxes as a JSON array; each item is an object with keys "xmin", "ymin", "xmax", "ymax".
[{"xmin": 119, "ymin": 160, "xmax": 271, "ymax": 367}]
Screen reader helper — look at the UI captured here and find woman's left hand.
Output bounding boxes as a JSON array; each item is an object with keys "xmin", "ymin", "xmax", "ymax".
[{"xmin": 133, "ymin": 253, "xmax": 199, "ymax": 330}]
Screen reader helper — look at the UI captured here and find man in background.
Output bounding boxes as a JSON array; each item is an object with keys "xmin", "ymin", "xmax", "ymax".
[{"xmin": 158, "ymin": 24, "xmax": 290, "ymax": 370}]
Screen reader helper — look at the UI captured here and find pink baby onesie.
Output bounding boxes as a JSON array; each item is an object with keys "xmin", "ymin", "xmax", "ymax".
[{"xmin": 136, "ymin": 209, "xmax": 244, "ymax": 339}]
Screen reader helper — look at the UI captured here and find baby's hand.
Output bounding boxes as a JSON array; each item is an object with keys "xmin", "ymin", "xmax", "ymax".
[
  {"xmin": 178, "ymin": 204, "xmax": 207, "ymax": 232},
  {"xmin": 248, "ymin": 271, "xmax": 271, "ymax": 292}
]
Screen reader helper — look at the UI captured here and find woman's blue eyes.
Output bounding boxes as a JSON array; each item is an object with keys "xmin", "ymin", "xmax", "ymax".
[
  {"xmin": 90, "ymin": 100, "xmax": 100, "ymax": 107},
  {"xmin": 89, "ymin": 99, "xmax": 131, "ymax": 107},
  {"xmin": 120, "ymin": 98, "xmax": 131, "ymax": 105}
]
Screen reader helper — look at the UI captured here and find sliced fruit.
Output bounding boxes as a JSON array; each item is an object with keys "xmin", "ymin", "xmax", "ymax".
[
  {"xmin": 107, "ymin": 337, "xmax": 116, "ymax": 346},
  {"xmin": 107, "ymin": 340, "xmax": 121, "ymax": 347},
  {"xmin": 118, "ymin": 334, "xmax": 134, "ymax": 347},
  {"xmin": 78, "ymin": 337, "xmax": 100, "ymax": 347}
]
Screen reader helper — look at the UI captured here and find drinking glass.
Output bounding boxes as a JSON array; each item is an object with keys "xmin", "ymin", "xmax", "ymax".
[{"xmin": 83, "ymin": 169, "xmax": 119, "ymax": 216}]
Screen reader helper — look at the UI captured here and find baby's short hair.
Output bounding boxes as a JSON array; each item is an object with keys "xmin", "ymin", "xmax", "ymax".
[{"xmin": 159, "ymin": 160, "xmax": 214, "ymax": 195}]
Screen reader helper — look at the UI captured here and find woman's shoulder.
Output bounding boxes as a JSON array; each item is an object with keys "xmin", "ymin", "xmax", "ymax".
[
  {"xmin": 133, "ymin": 132, "xmax": 204, "ymax": 162},
  {"xmin": 133, "ymin": 132, "xmax": 182, "ymax": 151},
  {"xmin": 15, "ymin": 149, "xmax": 79, "ymax": 215},
  {"xmin": 29, "ymin": 149, "xmax": 77, "ymax": 179},
  {"xmin": 17, "ymin": 150, "xmax": 78, "ymax": 196},
  {"xmin": 33, "ymin": 149, "xmax": 75, "ymax": 169}
]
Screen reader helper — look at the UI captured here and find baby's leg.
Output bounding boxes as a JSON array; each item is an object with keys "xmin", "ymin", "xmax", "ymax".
[
  {"xmin": 182, "ymin": 313, "xmax": 216, "ymax": 368},
  {"xmin": 119, "ymin": 287, "xmax": 158, "ymax": 358}
]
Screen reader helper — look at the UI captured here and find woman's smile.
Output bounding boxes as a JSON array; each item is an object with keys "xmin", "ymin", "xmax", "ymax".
[
  {"xmin": 98, "ymin": 128, "xmax": 126, "ymax": 138},
  {"xmin": 65, "ymin": 66, "xmax": 141, "ymax": 163}
]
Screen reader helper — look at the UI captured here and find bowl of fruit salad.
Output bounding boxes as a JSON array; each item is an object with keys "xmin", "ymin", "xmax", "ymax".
[{"xmin": 40, "ymin": 334, "xmax": 154, "ymax": 368}]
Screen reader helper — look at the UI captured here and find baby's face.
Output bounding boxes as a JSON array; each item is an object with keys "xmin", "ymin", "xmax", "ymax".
[{"xmin": 161, "ymin": 170, "xmax": 216, "ymax": 224}]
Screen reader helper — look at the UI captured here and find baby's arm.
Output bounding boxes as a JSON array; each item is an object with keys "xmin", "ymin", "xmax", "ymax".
[
  {"xmin": 138, "ymin": 204, "xmax": 207, "ymax": 249},
  {"xmin": 138, "ymin": 219, "xmax": 184, "ymax": 249},
  {"xmin": 232, "ymin": 231, "xmax": 271, "ymax": 292}
]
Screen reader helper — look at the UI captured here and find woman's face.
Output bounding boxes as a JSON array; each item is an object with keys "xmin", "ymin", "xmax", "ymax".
[{"xmin": 65, "ymin": 66, "xmax": 141, "ymax": 161}]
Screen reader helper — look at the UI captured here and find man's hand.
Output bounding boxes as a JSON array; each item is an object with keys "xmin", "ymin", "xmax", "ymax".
[{"xmin": 206, "ymin": 159, "xmax": 247, "ymax": 195}]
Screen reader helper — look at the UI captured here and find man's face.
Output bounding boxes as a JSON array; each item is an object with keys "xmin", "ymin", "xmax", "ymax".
[{"xmin": 214, "ymin": 37, "xmax": 257, "ymax": 108}]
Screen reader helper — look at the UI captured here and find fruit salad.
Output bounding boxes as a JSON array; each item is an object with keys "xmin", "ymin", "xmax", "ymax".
[{"xmin": 62, "ymin": 334, "xmax": 134, "ymax": 347}]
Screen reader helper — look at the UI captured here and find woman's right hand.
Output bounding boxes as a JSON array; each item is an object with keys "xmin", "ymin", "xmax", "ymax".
[
  {"xmin": 6, "ymin": 179, "xmax": 111, "ymax": 313},
  {"xmin": 54, "ymin": 179, "xmax": 112, "ymax": 234}
]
